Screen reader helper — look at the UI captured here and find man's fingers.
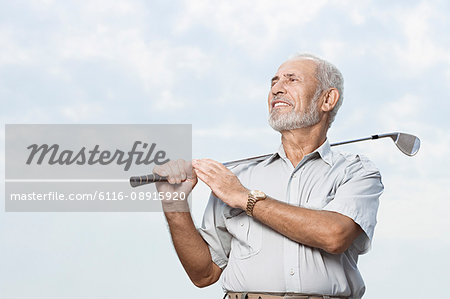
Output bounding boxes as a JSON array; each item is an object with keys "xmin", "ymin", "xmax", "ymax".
[
  {"xmin": 185, "ymin": 160, "xmax": 196, "ymax": 180},
  {"xmin": 153, "ymin": 160, "xmax": 186, "ymax": 185},
  {"xmin": 153, "ymin": 164, "xmax": 168, "ymax": 177},
  {"xmin": 192, "ymin": 159, "xmax": 222, "ymax": 176},
  {"xmin": 162, "ymin": 162, "xmax": 175, "ymax": 184},
  {"xmin": 177, "ymin": 159, "xmax": 188, "ymax": 182},
  {"xmin": 169, "ymin": 160, "xmax": 183, "ymax": 184},
  {"xmin": 194, "ymin": 167, "xmax": 213, "ymax": 187},
  {"xmin": 197, "ymin": 158, "xmax": 226, "ymax": 172}
]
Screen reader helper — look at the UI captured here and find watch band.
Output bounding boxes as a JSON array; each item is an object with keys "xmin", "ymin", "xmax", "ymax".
[{"xmin": 246, "ymin": 190, "xmax": 266, "ymax": 217}]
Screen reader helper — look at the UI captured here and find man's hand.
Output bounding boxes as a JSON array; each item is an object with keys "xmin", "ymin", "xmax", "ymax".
[
  {"xmin": 153, "ymin": 159, "xmax": 198, "ymax": 212},
  {"xmin": 192, "ymin": 159, "xmax": 248, "ymax": 210}
]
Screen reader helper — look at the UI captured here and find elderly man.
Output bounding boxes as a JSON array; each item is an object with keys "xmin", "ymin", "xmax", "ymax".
[{"xmin": 154, "ymin": 54, "xmax": 383, "ymax": 299}]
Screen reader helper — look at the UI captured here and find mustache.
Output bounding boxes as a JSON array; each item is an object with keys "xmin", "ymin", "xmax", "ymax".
[{"xmin": 270, "ymin": 96, "xmax": 294, "ymax": 106}]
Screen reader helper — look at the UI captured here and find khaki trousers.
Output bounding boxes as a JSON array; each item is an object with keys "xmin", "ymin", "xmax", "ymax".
[{"xmin": 225, "ymin": 292, "xmax": 348, "ymax": 299}]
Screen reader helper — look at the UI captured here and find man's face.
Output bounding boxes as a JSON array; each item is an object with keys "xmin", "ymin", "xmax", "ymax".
[{"xmin": 268, "ymin": 58, "xmax": 321, "ymax": 131}]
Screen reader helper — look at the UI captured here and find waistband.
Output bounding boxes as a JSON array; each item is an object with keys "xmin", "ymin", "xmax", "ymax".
[{"xmin": 225, "ymin": 292, "xmax": 348, "ymax": 299}]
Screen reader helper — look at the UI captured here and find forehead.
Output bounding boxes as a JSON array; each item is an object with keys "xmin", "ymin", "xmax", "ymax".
[{"xmin": 275, "ymin": 58, "xmax": 318, "ymax": 78}]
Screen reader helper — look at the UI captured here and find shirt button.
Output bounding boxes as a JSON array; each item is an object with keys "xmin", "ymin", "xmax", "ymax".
[
  {"xmin": 289, "ymin": 268, "xmax": 295, "ymax": 276},
  {"xmin": 240, "ymin": 223, "xmax": 244, "ymax": 227}
]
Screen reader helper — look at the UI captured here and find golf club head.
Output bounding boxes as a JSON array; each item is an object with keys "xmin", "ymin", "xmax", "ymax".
[{"xmin": 388, "ymin": 132, "xmax": 421, "ymax": 156}]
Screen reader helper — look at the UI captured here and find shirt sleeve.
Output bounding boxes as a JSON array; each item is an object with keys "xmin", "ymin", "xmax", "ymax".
[
  {"xmin": 197, "ymin": 193, "xmax": 232, "ymax": 269},
  {"xmin": 323, "ymin": 155, "xmax": 384, "ymax": 254}
]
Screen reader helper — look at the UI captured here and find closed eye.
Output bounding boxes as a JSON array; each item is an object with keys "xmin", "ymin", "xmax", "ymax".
[
  {"xmin": 284, "ymin": 73, "xmax": 300, "ymax": 82},
  {"xmin": 271, "ymin": 74, "xmax": 300, "ymax": 87},
  {"xmin": 270, "ymin": 76, "xmax": 279, "ymax": 87}
]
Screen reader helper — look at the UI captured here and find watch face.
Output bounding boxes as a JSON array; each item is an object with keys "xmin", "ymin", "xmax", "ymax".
[{"xmin": 250, "ymin": 190, "xmax": 266, "ymax": 199}]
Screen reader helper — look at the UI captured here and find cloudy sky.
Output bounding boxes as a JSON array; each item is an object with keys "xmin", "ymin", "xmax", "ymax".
[{"xmin": 1, "ymin": 0, "xmax": 449, "ymax": 298}]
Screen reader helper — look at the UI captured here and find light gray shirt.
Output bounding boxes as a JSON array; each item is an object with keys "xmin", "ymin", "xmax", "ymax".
[{"xmin": 198, "ymin": 140, "xmax": 383, "ymax": 298}]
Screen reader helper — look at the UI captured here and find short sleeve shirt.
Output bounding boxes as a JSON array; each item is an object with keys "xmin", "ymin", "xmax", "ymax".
[{"xmin": 198, "ymin": 140, "xmax": 383, "ymax": 299}]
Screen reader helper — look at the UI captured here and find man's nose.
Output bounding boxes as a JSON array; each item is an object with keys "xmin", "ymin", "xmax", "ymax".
[{"xmin": 271, "ymin": 81, "xmax": 286, "ymax": 96}]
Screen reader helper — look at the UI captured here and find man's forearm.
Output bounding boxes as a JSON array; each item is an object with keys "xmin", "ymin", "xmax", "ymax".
[
  {"xmin": 164, "ymin": 210, "xmax": 222, "ymax": 287},
  {"xmin": 252, "ymin": 198, "xmax": 362, "ymax": 254}
]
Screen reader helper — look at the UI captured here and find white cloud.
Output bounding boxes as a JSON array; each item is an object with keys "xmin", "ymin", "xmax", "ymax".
[
  {"xmin": 377, "ymin": 176, "xmax": 450, "ymax": 243},
  {"xmin": 395, "ymin": 2, "xmax": 450, "ymax": 71},
  {"xmin": 378, "ymin": 94, "xmax": 423, "ymax": 127},
  {"xmin": 0, "ymin": 1, "xmax": 216, "ymax": 117},
  {"xmin": 57, "ymin": 27, "xmax": 212, "ymax": 92},
  {"xmin": 319, "ymin": 40, "xmax": 347, "ymax": 62},
  {"xmin": 153, "ymin": 90, "xmax": 186, "ymax": 110},
  {"xmin": 194, "ymin": 123, "xmax": 272, "ymax": 139},
  {"xmin": 347, "ymin": 3, "xmax": 368, "ymax": 25},
  {"xmin": 0, "ymin": 28, "xmax": 33, "ymax": 66},
  {"xmin": 60, "ymin": 102, "xmax": 105, "ymax": 121},
  {"xmin": 3, "ymin": 107, "xmax": 57, "ymax": 123},
  {"xmin": 373, "ymin": 1, "xmax": 450, "ymax": 75},
  {"xmin": 174, "ymin": 0, "xmax": 328, "ymax": 56}
]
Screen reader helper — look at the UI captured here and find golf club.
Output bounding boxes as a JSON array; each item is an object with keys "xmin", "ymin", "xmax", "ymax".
[{"xmin": 129, "ymin": 132, "xmax": 420, "ymax": 187}]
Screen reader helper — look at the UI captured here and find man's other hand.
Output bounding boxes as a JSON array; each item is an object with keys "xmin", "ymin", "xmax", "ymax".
[{"xmin": 192, "ymin": 159, "xmax": 248, "ymax": 210}]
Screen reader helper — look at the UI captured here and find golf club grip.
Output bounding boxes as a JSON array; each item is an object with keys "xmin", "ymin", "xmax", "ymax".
[{"xmin": 129, "ymin": 174, "xmax": 167, "ymax": 187}]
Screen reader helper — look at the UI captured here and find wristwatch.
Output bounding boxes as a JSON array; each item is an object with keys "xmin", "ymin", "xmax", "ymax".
[{"xmin": 246, "ymin": 190, "xmax": 267, "ymax": 217}]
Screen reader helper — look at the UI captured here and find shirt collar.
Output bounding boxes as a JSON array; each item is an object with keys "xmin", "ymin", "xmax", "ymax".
[
  {"xmin": 262, "ymin": 139, "xmax": 333, "ymax": 167},
  {"xmin": 260, "ymin": 149, "xmax": 280, "ymax": 166},
  {"xmin": 315, "ymin": 139, "xmax": 333, "ymax": 166}
]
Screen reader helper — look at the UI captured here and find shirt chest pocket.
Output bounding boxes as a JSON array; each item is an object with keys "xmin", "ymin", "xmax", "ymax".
[
  {"xmin": 224, "ymin": 209, "xmax": 263, "ymax": 259},
  {"xmin": 304, "ymin": 193, "xmax": 335, "ymax": 209}
]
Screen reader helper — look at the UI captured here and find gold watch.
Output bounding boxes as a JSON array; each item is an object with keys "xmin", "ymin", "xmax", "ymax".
[{"xmin": 246, "ymin": 190, "xmax": 267, "ymax": 217}]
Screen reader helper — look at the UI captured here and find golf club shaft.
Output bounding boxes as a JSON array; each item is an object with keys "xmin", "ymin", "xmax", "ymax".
[
  {"xmin": 329, "ymin": 134, "xmax": 391, "ymax": 146},
  {"xmin": 129, "ymin": 134, "xmax": 391, "ymax": 187}
]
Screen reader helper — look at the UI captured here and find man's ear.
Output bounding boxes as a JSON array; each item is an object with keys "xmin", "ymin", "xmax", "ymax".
[{"xmin": 321, "ymin": 88, "xmax": 340, "ymax": 112}]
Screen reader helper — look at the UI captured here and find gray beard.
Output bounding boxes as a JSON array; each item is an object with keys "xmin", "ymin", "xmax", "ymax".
[{"xmin": 268, "ymin": 100, "xmax": 320, "ymax": 131}]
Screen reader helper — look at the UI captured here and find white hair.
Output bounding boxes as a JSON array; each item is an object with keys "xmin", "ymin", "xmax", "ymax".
[{"xmin": 288, "ymin": 53, "xmax": 344, "ymax": 128}]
